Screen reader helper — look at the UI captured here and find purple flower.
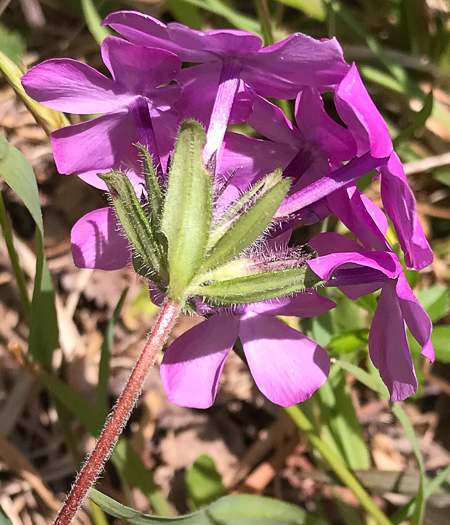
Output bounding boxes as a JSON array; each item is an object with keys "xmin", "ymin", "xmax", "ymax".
[
  {"xmin": 22, "ymin": 36, "xmax": 181, "ymax": 182},
  {"xmin": 160, "ymin": 291, "xmax": 335, "ymax": 408},
  {"xmin": 308, "ymin": 233, "xmax": 434, "ymax": 401},
  {"xmin": 278, "ymin": 64, "xmax": 432, "ymax": 270},
  {"xmin": 103, "ymin": 10, "xmax": 349, "ymax": 161}
]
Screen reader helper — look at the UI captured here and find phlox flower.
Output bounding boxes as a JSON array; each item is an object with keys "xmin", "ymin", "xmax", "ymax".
[
  {"xmin": 103, "ymin": 10, "xmax": 349, "ymax": 160},
  {"xmin": 308, "ymin": 233, "xmax": 434, "ymax": 401},
  {"xmin": 22, "ymin": 36, "xmax": 181, "ymax": 183},
  {"xmin": 160, "ymin": 291, "xmax": 335, "ymax": 408}
]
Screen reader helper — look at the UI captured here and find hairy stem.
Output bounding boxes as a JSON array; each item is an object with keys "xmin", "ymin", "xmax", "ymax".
[{"xmin": 54, "ymin": 299, "xmax": 182, "ymax": 525}]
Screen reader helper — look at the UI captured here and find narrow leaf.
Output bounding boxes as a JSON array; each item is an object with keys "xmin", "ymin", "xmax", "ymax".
[
  {"xmin": 97, "ymin": 288, "xmax": 128, "ymax": 416},
  {"xmin": 28, "ymin": 230, "xmax": 59, "ymax": 366},
  {"xmin": 89, "ymin": 489, "xmax": 321, "ymax": 524},
  {"xmin": 81, "ymin": 0, "xmax": 112, "ymax": 45},
  {"xmin": 161, "ymin": 120, "xmax": 212, "ymax": 300},
  {"xmin": 391, "ymin": 403, "xmax": 426, "ymax": 525},
  {"xmin": 0, "ymin": 132, "xmax": 43, "ymax": 233}
]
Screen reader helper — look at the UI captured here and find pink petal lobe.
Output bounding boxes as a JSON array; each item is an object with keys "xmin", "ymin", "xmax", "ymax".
[
  {"xmin": 160, "ymin": 315, "xmax": 239, "ymax": 409},
  {"xmin": 22, "ymin": 59, "xmax": 127, "ymax": 113},
  {"xmin": 335, "ymin": 64, "xmax": 393, "ymax": 159},
  {"xmin": 239, "ymin": 313, "xmax": 329, "ymax": 406},
  {"xmin": 101, "ymin": 36, "xmax": 181, "ymax": 92},
  {"xmin": 50, "ymin": 111, "xmax": 137, "ymax": 174},
  {"xmin": 369, "ymin": 283, "xmax": 417, "ymax": 401},
  {"xmin": 70, "ymin": 207, "xmax": 130, "ymax": 270}
]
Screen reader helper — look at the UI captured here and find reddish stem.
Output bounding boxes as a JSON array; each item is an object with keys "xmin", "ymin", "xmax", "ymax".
[{"xmin": 54, "ymin": 299, "xmax": 182, "ymax": 525}]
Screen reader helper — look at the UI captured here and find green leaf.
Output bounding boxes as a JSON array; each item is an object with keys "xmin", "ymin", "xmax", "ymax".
[
  {"xmin": 333, "ymin": 359, "xmax": 390, "ymax": 399},
  {"xmin": 276, "ymin": 0, "xmax": 325, "ymax": 21},
  {"xmin": 0, "ymin": 132, "xmax": 43, "ymax": 233},
  {"xmin": 97, "ymin": 288, "xmax": 128, "ymax": 416},
  {"xmin": 81, "ymin": 0, "xmax": 112, "ymax": 45},
  {"xmin": 391, "ymin": 404, "xmax": 425, "ymax": 525},
  {"xmin": 193, "ymin": 267, "xmax": 321, "ymax": 305},
  {"xmin": 89, "ymin": 490, "xmax": 323, "ymax": 524},
  {"xmin": 0, "ymin": 133, "xmax": 58, "ymax": 366},
  {"xmin": 99, "ymin": 170, "xmax": 167, "ymax": 283},
  {"xmin": 431, "ymin": 326, "xmax": 450, "ymax": 362},
  {"xmin": 28, "ymin": 230, "xmax": 59, "ymax": 366},
  {"xmin": 186, "ymin": 454, "xmax": 225, "ymax": 511},
  {"xmin": 328, "ymin": 330, "xmax": 369, "ymax": 353},
  {"xmin": 161, "ymin": 120, "xmax": 212, "ymax": 300},
  {"xmin": 172, "ymin": 0, "xmax": 261, "ymax": 34},
  {"xmin": 0, "ymin": 24, "xmax": 25, "ymax": 64},
  {"xmin": 393, "ymin": 91, "xmax": 433, "ymax": 147},
  {"xmin": 415, "ymin": 284, "xmax": 449, "ymax": 322},
  {"xmin": 390, "ymin": 464, "xmax": 450, "ymax": 524},
  {"xmin": 314, "ymin": 365, "xmax": 370, "ymax": 470},
  {"xmin": 201, "ymin": 171, "xmax": 290, "ymax": 272}
]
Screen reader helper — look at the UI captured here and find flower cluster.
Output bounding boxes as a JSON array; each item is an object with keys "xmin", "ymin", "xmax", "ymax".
[{"xmin": 22, "ymin": 10, "xmax": 434, "ymax": 408}]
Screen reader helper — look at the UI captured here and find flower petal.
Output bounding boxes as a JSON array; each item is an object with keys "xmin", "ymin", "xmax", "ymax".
[
  {"xmin": 369, "ymin": 282, "xmax": 417, "ymax": 401},
  {"xmin": 50, "ymin": 111, "xmax": 138, "ymax": 174},
  {"xmin": 396, "ymin": 273, "xmax": 434, "ymax": 361},
  {"xmin": 70, "ymin": 207, "xmax": 130, "ymax": 270},
  {"xmin": 295, "ymin": 88, "xmax": 356, "ymax": 162},
  {"xmin": 101, "ymin": 36, "xmax": 181, "ymax": 92},
  {"xmin": 22, "ymin": 59, "xmax": 127, "ymax": 113},
  {"xmin": 327, "ymin": 184, "xmax": 390, "ymax": 251},
  {"xmin": 160, "ymin": 314, "xmax": 239, "ymax": 409},
  {"xmin": 243, "ymin": 34, "xmax": 349, "ymax": 98},
  {"xmin": 248, "ymin": 290, "xmax": 336, "ymax": 317},
  {"xmin": 240, "ymin": 313, "xmax": 329, "ymax": 406},
  {"xmin": 335, "ymin": 64, "xmax": 393, "ymax": 158},
  {"xmin": 380, "ymin": 152, "xmax": 433, "ymax": 270}
]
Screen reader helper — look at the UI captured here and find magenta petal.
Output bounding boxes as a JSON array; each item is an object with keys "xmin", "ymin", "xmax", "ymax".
[
  {"xmin": 240, "ymin": 313, "xmax": 329, "ymax": 406},
  {"xmin": 70, "ymin": 208, "xmax": 130, "ymax": 270},
  {"xmin": 22, "ymin": 59, "xmax": 127, "ymax": 113},
  {"xmin": 244, "ymin": 34, "xmax": 349, "ymax": 98},
  {"xmin": 246, "ymin": 94, "xmax": 298, "ymax": 146},
  {"xmin": 160, "ymin": 315, "xmax": 239, "ymax": 409},
  {"xmin": 248, "ymin": 291, "xmax": 335, "ymax": 317},
  {"xmin": 335, "ymin": 64, "xmax": 392, "ymax": 158},
  {"xmin": 380, "ymin": 153, "xmax": 433, "ymax": 270},
  {"xmin": 308, "ymin": 251, "xmax": 401, "ymax": 280},
  {"xmin": 396, "ymin": 274, "xmax": 434, "ymax": 361},
  {"xmin": 369, "ymin": 283, "xmax": 417, "ymax": 401},
  {"xmin": 327, "ymin": 185, "xmax": 390, "ymax": 251},
  {"xmin": 50, "ymin": 111, "xmax": 137, "ymax": 174},
  {"xmin": 295, "ymin": 88, "xmax": 356, "ymax": 162},
  {"xmin": 168, "ymin": 24, "xmax": 262, "ymax": 58},
  {"xmin": 101, "ymin": 36, "xmax": 180, "ymax": 93}
]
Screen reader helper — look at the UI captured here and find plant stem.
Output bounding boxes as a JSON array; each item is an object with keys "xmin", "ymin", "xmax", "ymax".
[
  {"xmin": 0, "ymin": 191, "xmax": 31, "ymax": 317},
  {"xmin": 53, "ymin": 299, "xmax": 182, "ymax": 525},
  {"xmin": 285, "ymin": 404, "xmax": 392, "ymax": 525}
]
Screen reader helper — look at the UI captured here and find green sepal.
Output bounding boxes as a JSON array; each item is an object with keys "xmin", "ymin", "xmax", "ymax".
[
  {"xmin": 99, "ymin": 170, "xmax": 168, "ymax": 283},
  {"xmin": 191, "ymin": 266, "xmax": 323, "ymax": 305},
  {"xmin": 161, "ymin": 120, "xmax": 212, "ymax": 300},
  {"xmin": 136, "ymin": 144, "xmax": 163, "ymax": 227},
  {"xmin": 202, "ymin": 170, "xmax": 290, "ymax": 272}
]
